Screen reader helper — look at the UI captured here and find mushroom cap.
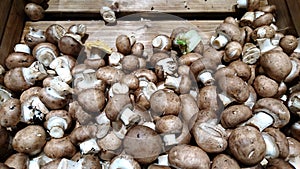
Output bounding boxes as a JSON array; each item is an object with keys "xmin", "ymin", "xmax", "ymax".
[
  {"xmin": 266, "ymin": 158, "xmax": 295, "ymax": 169},
  {"xmin": 58, "ymin": 35, "xmax": 83, "ymax": 56},
  {"xmin": 192, "ymin": 122, "xmax": 228, "ymax": 153},
  {"xmin": 260, "ymin": 51, "xmax": 292, "ymax": 82},
  {"xmin": 223, "ymin": 41, "xmax": 242, "ymax": 62},
  {"xmin": 43, "ymin": 137, "xmax": 77, "ymax": 159},
  {"xmin": 116, "ymin": 35, "xmax": 132, "ymax": 55},
  {"xmin": 20, "ymin": 86, "xmax": 41, "ymax": 103},
  {"xmin": 131, "ymin": 68, "xmax": 157, "ymax": 83},
  {"xmin": 279, "ymin": 35, "xmax": 298, "ymax": 55},
  {"xmin": 215, "ymin": 23, "xmax": 242, "ymax": 42},
  {"xmin": 150, "ymin": 89, "xmax": 181, "ymax": 116},
  {"xmin": 24, "ymin": 3, "xmax": 45, "ymax": 21},
  {"xmin": 45, "ymin": 24, "xmax": 66, "ymax": 44},
  {"xmin": 211, "ymin": 154, "xmax": 240, "ymax": 169},
  {"xmin": 229, "ymin": 126, "xmax": 266, "ymax": 166},
  {"xmin": 251, "ymin": 26, "xmax": 276, "ymax": 41},
  {"xmin": 168, "ymin": 144, "xmax": 210, "ymax": 169},
  {"xmin": 197, "ymin": 85, "xmax": 220, "ymax": 113},
  {"xmin": 39, "ymin": 87, "xmax": 68, "ymax": 110},
  {"xmin": 247, "ymin": 0, "xmax": 260, "ymax": 11},
  {"xmin": 4, "ymin": 68, "xmax": 31, "ymax": 92},
  {"xmin": 24, "ymin": 27, "xmax": 47, "ymax": 48},
  {"xmin": 253, "ymin": 75, "xmax": 279, "ymax": 98},
  {"xmin": 252, "ymin": 13, "xmax": 274, "ymax": 28},
  {"xmin": 131, "ymin": 42, "xmax": 144, "ymax": 57},
  {"xmin": 123, "ymin": 125, "xmax": 162, "ymax": 164},
  {"xmin": 190, "ymin": 57, "xmax": 218, "ymax": 76},
  {"xmin": 69, "ymin": 125, "xmax": 98, "ymax": 145},
  {"xmin": 105, "ymin": 94, "xmax": 132, "ymax": 121},
  {"xmin": 0, "ymin": 98, "xmax": 21, "ymax": 127},
  {"xmin": 264, "ymin": 127, "xmax": 289, "ymax": 159},
  {"xmin": 4, "ymin": 153, "xmax": 29, "ymax": 169},
  {"xmin": 12, "ymin": 125, "xmax": 47, "ymax": 156},
  {"xmin": 5, "ymin": 52, "xmax": 35, "ymax": 69},
  {"xmin": 221, "ymin": 104, "xmax": 252, "ymax": 128},
  {"xmin": 149, "ymin": 52, "xmax": 170, "ymax": 67},
  {"xmin": 155, "ymin": 115, "xmax": 183, "ymax": 134},
  {"xmin": 96, "ymin": 66, "xmax": 125, "ymax": 85},
  {"xmin": 77, "ymin": 88, "xmax": 106, "ymax": 113},
  {"xmin": 253, "ymin": 98, "xmax": 290, "ymax": 128},
  {"xmin": 229, "ymin": 60, "xmax": 251, "ymax": 81},
  {"xmin": 121, "ymin": 55, "xmax": 140, "ymax": 73},
  {"xmin": 44, "ymin": 110, "xmax": 72, "ymax": 128},
  {"xmin": 179, "ymin": 52, "xmax": 203, "ymax": 66}
]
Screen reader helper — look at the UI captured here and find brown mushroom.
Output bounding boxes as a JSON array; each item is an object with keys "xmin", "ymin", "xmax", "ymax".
[
  {"xmin": 96, "ymin": 66, "xmax": 125, "ymax": 85},
  {"xmin": 123, "ymin": 125, "xmax": 163, "ymax": 164},
  {"xmin": 45, "ymin": 24, "xmax": 66, "ymax": 45},
  {"xmin": 32, "ymin": 42, "xmax": 59, "ymax": 67},
  {"xmin": 44, "ymin": 110, "xmax": 72, "ymax": 138},
  {"xmin": 279, "ymin": 35, "xmax": 298, "ymax": 55},
  {"xmin": 211, "ymin": 154, "xmax": 240, "ymax": 169},
  {"xmin": 24, "ymin": 27, "xmax": 47, "ymax": 48},
  {"xmin": 43, "ymin": 137, "xmax": 77, "ymax": 159},
  {"xmin": 116, "ymin": 35, "xmax": 132, "ymax": 55},
  {"xmin": 76, "ymin": 88, "xmax": 106, "ymax": 113},
  {"xmin": 252, "ymin": 12, "xmax": 274, "ymax": 28},
  {"xmin": 5, "ymin": 52, "xmax": 35, "ymax": 70},
  {"xmin": 168, "ymin": 144, "xmax": 210, "ymax": 169},
  {"xmin": 12, "ymin": 125, "xmax": 47, "ymax": 156},
  {"xmin": 223, "ymin": 41, "xmax": 242, "ymax": 62},
  {"xmin": 220, "ymin": 104, "xmax": 252, "ymax": 129},
  {"xmin": 211, "ymin": 23, "xmax": 242, "ymax": 49},
  {"xmin": 4, "ymin": 153, "xmax": 29, "ymax": 169},
  {"xmin": 253, "ymin": 75, "xmax": 279, "ymax": 98},
  {"xmin": 197, "ymin": 85, "xmax": 221, "ymax": 113},
  {"xmin": 0, "ymin": 98, "xmax": 21, "ymax": 128},
  {"xmin": 58, "ymin": 34, "xmax": 83, "ymax": 57},
  {"xmin": 24, "ymin": 3, "xmax": 45, "ymax": 21},
  {"xmin": 131, "ymin": 42, "xmax": 145, "ymax": 57},
  {"xmin": 229, "ymin": 126, "xmax": 266, "ymax": 166}
]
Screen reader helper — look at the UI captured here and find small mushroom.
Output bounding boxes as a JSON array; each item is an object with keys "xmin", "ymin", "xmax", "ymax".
[
  {"xmin": 211, "ymin": 154, "xmax": 240, "ymax": 169},
  {"xmin": 44, "ymin": 110, "xmax": 72, "ymax": 138},
  {"xmin": 32, "ymin": 42, "xmax": 59, "ymax": 67},
  {"xmin": 228, "ymin": 126, "xmax": 266, "ymax": 166},
  {"xmin": 223, "ymin": 41, "xmax": 242, "ymax": 62},
  {"xmin": 242, "ymin": 98, "xmax": 290, "ymax": 132},
  {"xmin": 220, "ymin": 104, "xmax": 252, "ymax": 129},
  {"xmin": 97, "ymin": 131, "xmax": 122, "ymax": 161},
  {"xmin": 210, "ymin": 23, "xmax": 242, "ymax": 49},
  {"xmin": 24, "ymin": 27, "xmax": 46, "ymax": 48},
  {"xmin": 197, "ymin": 85, "xmax": 221, "ymax": 113},
  {"xmin": 49, "ymin": 55, "xmax": 76, "ymax": 83},
  {"xmin": 58, "ymin": 34, "xmax": 83, "ymax": 57},
  {"xmin": 5, "ymin": 51, "xmax": 35, "ymax": 69},
  {"xmin": 96, "ymin": 66, "xmax": 125, "ymax": 85},
  {"xmin": 252, "ymin": 12, "xmax": 274, "ymax": 28},
  {"xmin": 100, "ymin": 6, "xmax": 117, "ymax": 24},
  {"xmin": 24, "ymin": 3, "xmax": 45, "ymax": 21},
  {"xmin": 43, "ymin": 137, "xmax": 76, "ymax": 159},
  {"xmin": 116, "ymin": 35, "xmax": 132, "ymax": 55},
  {"xmin": 4, "ymin": 153, "xmax": 29, "ymax": 169},
  {"xmin": 152, "ymin": 35, "xmax": 172, "ymax": 52},
  {"xmin": 279, "ymin": 35, "xmax": 298, "ymax": 55},
  {"xmin": 45, "ymin": 24, "xmax": 66, "ymax": 45},
  {"xmin": 131, "ymin": 42, "xmax": 145, "ymax": 57},
  {"xmin": 76, "ymin": 88, "xmax": 106, "ymax": 113},
  {"xmin": 0, "ymin": 98, "xmax": 21, "ymax": 128},
  {"xmin": 253, "ymin": 75, "xmax": 279, "ymax": 98},
  {"xmin": 12, "ymin": 125, "xmax": 47, "ymax": 156},
  {"xmin": 168, "ymin": 144, "xmax": 210, "ymax": 169}
]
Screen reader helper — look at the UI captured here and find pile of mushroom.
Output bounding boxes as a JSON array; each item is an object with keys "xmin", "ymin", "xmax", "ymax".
[{"xmin": 1, "ymin": 0, "xmax": 300, "ymax": 168}]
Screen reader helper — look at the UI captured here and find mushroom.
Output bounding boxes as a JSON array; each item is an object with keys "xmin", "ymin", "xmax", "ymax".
[
  {"xmin": 223, "ymin": 41, "xmax": 242, "ymax": 62},
  {"xmin": 100, "ymin": 6, "xmax": 117, "ymax": 24},
  {"xmin": 32, "ymin": 42, "xmax": 59, "ymax": 67},
  {"xmin": 44, "ymin": 110, "xmax": 72, "ymax": 138},
  {"xmin": 97, "ymin": 131, "xmax": 122, "ymax": 161},
  {"xmin": 131, "ymin": 42, "xmax": 145, "ymax": 58},
  {"xmin": 228, "ymin": 126, "xmax": 266, "ymax": 166},
  {"xmin": 58, "ymin": 34, "xmax": 83, "ymax": 57},
  {"xmin": 24, "ymin": 27, "xmax": 46, "ymax": 48},
  {"xmin": 12, "ymin": 125, "xmax": 47, "ymax": 156},
  {"xmin": 121, "ymin": 55, "xmax": 142, "ymax": 73},
  {"xmin": 168, "ymin": 144, "xmax": 210, "ymax": 169},
  {"xmin": 252, "ymin": 12, "xmax": 274, "ymax": 28},
  {"xmin": 236, "ymin": 0, "xmax": 260, "ymax": 11},
  {"xmin": 149, "ymin": 89, "xmax": 181, "ymax": 117},
  {"xmin": 290, "ymin": 121, "xmax": 300, "ymax": 141},
  {"xmin": 67, "ymin": 24, "xmax": 87, "ymax": 38},
  {"xmin": 242, "ymin": 98, "xmax": 290, "ymax": 132},
  {"xmin": 192, "ymin": 121, "xmax": 228, "ymax": 153},
  {"xmin": 287, "ymin": 137, "xmax": 300, "ymax": 168},
  {"xmin": 109, "ymin": 154, "xmax": 141, "ymax": 169},
  {"xmin": 190, "ymin": 57, "xmax": 218, "ymax": 85},
  {"xmin": 266, "ymin": 158, "xmax": 295, "ymax": 169},
  {"xmin": 262, "ymin": 127, "xmax": 289, "ymax": 159},
  {"xmin": 5, "ymin": 51, "xmax": 35, "ymax": 70},
  {"xmin": 116, "ymin": 35, "xmax": 132, "ymax": 55},
  {"xmin": 4, "ymin": 61, "xmax": 48, "ymax": 92},
  {"xmin": 259, "ymin": 51, "xmax": 292, "ymax": 82},
  {"xmin": 228, "ymin": 60, "xmax": 251, "ymax": 81},
  {"xmin": 96, "ymin": 66, "xmax": 125, "ymax": 85},
  {"xmin": 288, "ymin": 91, "xmax": 300, "ymax": 117},
  {"xmin": 242, "ymin": 43, "xmax": 261, "ymax": 64},
  {"xmin": 179, "ymin": 94, "xmax": 199, "ymax": 124},
  {"xmin": 240, "ymin": 12, "xmax": 255, "ymax": 27},
  {"xmin": 0, "ymin": 98, "xmax": 21, "ymax": 128},
  {"xmin": 279, "ymin": 35, "xmax": 298, "ymax": 55},
  {"xmin": 84, "ymin": 46, "xmax": 107, "ymax": 69},
  {"xmin": 253, "ymin": 75, "xmax": 279, "ymax": 98},
  {"xmin": 197, "ymin": 85, "xmax": 221, "ymax": 113},
  {"xmin": 210, "ymin": 23, "xmax": 242, "ymax": 49},
  {"xmin": 24, "ymin": 3, "xmax": 45, "ymax": 21},
  {"xmin": 152, "ymin": 34, "xmax": 172, "ymax": 52},
  {"xmin": 73, "ymin": 69, "xmax": 106, "ymax": 93},
  {"xmin": 105, "ymin": 93, "xmax": 132, "ymax": 121},
  {"xmin": 45, "ymin": 24, "xmax": 66, "ymax": 45},
  {"xmin": 43, "ymin": 137, "xmax": 77, "ymax": 159},
  {"xmin": 220, "ymin": 104, "xmax": 252, "ymax": 129},
  {"xmin": 285, "ymin": 57, "xmax": 300, "ymax": 83},
  {"xmin": 76, "ymin": 88, "xmax": 106, "ymax": 113},
  {"xmin": 211, "ymin": 154, "xmax": 240, "ymax": 169},
  {"xmin": 0, "ymin": 126, "xmax": 13, "ymax": 162},
  {"xmin": 4, "ymin": 153, "xmax": 29, "ymax": 169},
  {"xmin": 123, "ymin": 125, "xmax": 163, "ymax": 164},
  {"xmin": 49, "ymin": 55, "xmax": 76, "ymax": 83},
  {"xmin": 251, "ymin": 26, "xmax": 276, "ymax": 42},
  {"xmin": 178, "ymin": 52, "xmax": 202, "ymax": 66}
]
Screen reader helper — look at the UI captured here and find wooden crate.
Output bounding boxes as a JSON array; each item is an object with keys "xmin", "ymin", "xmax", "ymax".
[{"xmin": 0, "ymin": 0, "xmax": 298, "ymax": 66}]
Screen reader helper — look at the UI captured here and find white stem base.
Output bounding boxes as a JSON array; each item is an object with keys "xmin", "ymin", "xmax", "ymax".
[
  {"xmin": 165, "ymin": 76, "xmax": 181, "ymax": 90},
  {"xmin": 79, "ymin": 138, "xmax": 100, "ymax": 154},
  {"xmin": 14, "ymin": 44, "xmax": 31, "ymax": 54},
  {"xmin": 142, "ymin": 82, "xmax": 157, "ymax": 100},
  {"xmin": 242, "ymin": 111, "xmax": 274, "ymax": 132},
  {"xmin": 57, "ymin": 158, "xmax": 81, "ymax": 169},
  {"xmin": 211, "ymin": 34, "xmax": 229, "ymax": 49},
  {"xmin": 198, "ymin": 71, "xmax": 214, "ymax": 86},
  {"xmin": 120, "ymin": 108, "xmax": 140, "ymax": 126},
  {"xmin": 100, "ymin": 7, "xmax": 116, "ymax": 23},
  {"xmin": 218, "ymin": 92, "xmax": 235, "ymax": 107},
  {"xmin": 257, "ymin": 38, "xmax": 277, "ymax": 54},
  {"xmin": 158, "ymin": 154, "xmax": 169, "ymax": 166},
  {"xmin": 237, "ymin": 0, "xmax": 247, "ymax": 8},
  {"xmin": 163, "ymin": 134, "xmax": 178, "ymax": 146}
]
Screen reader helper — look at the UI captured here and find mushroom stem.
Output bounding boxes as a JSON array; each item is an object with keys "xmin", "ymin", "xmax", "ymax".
[
  {"xmin": 79, "ymin": 138, "xmax": 100, "ymax": 154},
  {"xmin": 242, "ymin": 111, "xmax": 274, "ymax": 131},
  {"xmin": 142, "ymin": 82, "xmax": 158, "ymax": 100},
  {"xmin": 49, "ymin": 58, "xmax": 72, "ymax": 83},
  {"xmin": 57, "ymin": 158, "xmax": 81, "ymax": 169},
  {"xmin": 163, "ymin": 134, "xmax": 178, "ymax": 146},
  {"xmin": 288, "ymin": 95, "xmax": 300, "ymax": 110},
  {"xmin": 82, "ymin": 69, "xmax": 98, "ymax": 83},
  {"xmin": 14, "ymin": 44, "xmax": 31, "ymax": 54},
  {"xmin": 109, "ymin": 52, "xmax": 123, "ymax": 66},
  {"xmin": 237, "ymin": 0, "xmax": 247, "ymax": 8},
  {"xmin": 120, "ymin": 108, "xmax": 140, "ymax": 126},
  {"xmin": 218, "ymin": 91, "xmax": 236, "ymax": 107},
  {"xmin": 157, "ymin": 154, "xmax": 169, "ymax": 166},
  {"xmin": 46, "ymin": 116, "xmax": 68, "ymax": 138},
  {"xmin": 152, "ymin": 35, "xmax": 169, "ymax": 50},
  {"xmin": 289, "ymin": 155, "xmax": 300, "ymax": 169},
  {"xmin": 211, "ymin": 34, "xmax": 229, "ymax": 49},
  {"xmin": 257, "ymin": 38, "xmax": 277, "ymax": 53},
  {"xmin": 22, "ymin": 62, "xmax": 47, "ymax": 85},
  {"xmin": 262, "ymin": 133, "xmax": 279, "ymax": 158},
  {"xmin": 165, "ymin": 76, "xmax": 182, "ymax": 90},
  {"xmin": 197, "ymin": 71, "xmax": 215, "ymax": 86},
  {"xmin": 100, "ymin": 6, "xmax": 116, "ymax": 24}
]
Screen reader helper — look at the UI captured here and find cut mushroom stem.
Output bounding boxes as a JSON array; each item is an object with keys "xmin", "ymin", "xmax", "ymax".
[
  {"xmin": 165, "ymin": 76, "xmax": 181, "ymax": 90},
  {"xmin": 79, "ymin": 138, "xmax": 100, "ymax": 154},
  {"xmin": 197, "ymin": 71, "xmax": 215, "ymax": 86},
  {"xmin": 157, "ymin": 154, "xmax": 169, "ymax": 166},
  {"xmin": 218, "ymin": 91, "xmax": 236, "ymax": 107},
  {"xmin": 120, "ymin": 107, "xmax": 141, "ymax": 126},
  {"xmin": 14, "ymin": 44, "xmax": 31, "ymax": 54},
  {"xmin": 46, "ymin": 116, "xmax": 68, "ymax": 138},
  {"xmin": 152, "ymin": 35, "xmax": 171, "ymax": 50},
  {"xmin": 100, "ymin": 6, "xmax": 116, "ymax": 24},
  {"xmin": 211, "ymin": 34, "xmax": 229, "ymax": 49},
  {"xmin": 257, "ymin": 38, "xmax": 277, "ymax": 53},
  {"xmin": 241, "ymin": 111, "xmax": 274, "ymax": 131},
  {"xmin": 22, "ymin": 61, "xmax": 47, "ymax": 85},
  {"xmin": 262, "ymin": 133, "xmax": 279, "ymax": 158},
  {"xmin": 163, "ymin": 134, "xmax": 178, "ymax": 146}
]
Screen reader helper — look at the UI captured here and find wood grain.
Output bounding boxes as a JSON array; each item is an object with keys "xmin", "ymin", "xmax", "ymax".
[
  {"xmin": 286, "ymin": 0, "xmax": 300, "ymax": 36},
  {"xmin": 22, "ymin": 20, "xmax": 222, "ymax": 58},
  {"xmin": 46, "ymin": 0, "xmax": 237, "ymax": 13}
]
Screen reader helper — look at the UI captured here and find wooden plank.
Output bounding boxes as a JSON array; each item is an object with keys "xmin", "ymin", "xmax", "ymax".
[
  {"xmin": 268, "ymin": 0, "xmax": 297, "ymax": 36},
  {"xmin": 285, "ymin": 0, "xmax": 300, "ymax": 36},
  {"xmin": 0, "ymin": 0, "xmax": 13, "ymax": 44},
  {"xmin": 46, "ymin": 0, "xmax": 237, "ymax": 13},
  {"xmin": 21, "ymin": 20, "xmax": 222, "ymax": 58},
  {"xmin": 0, "ymin": 0, "xmax": 26, "ymax": 65}
]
